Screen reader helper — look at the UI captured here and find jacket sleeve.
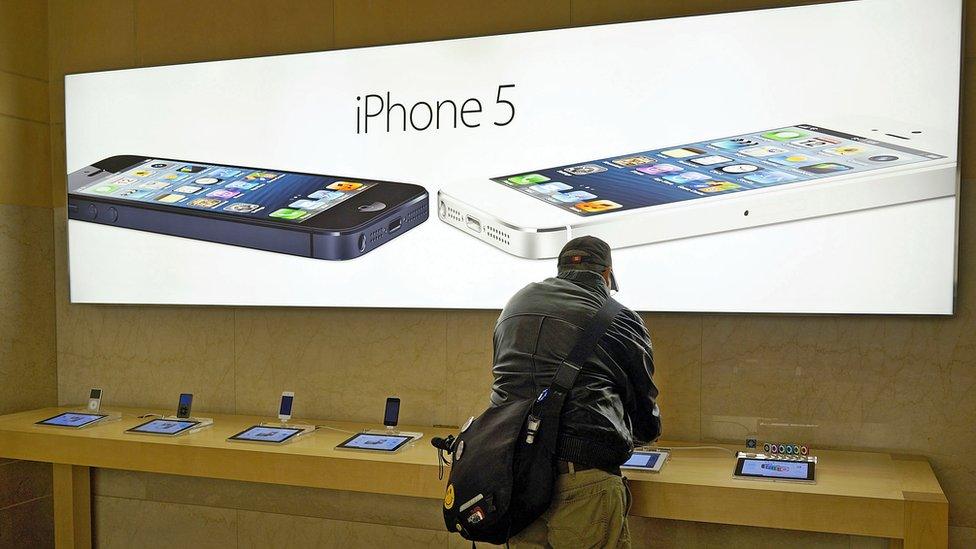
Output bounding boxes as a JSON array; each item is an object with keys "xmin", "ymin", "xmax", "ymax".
[{"xmin": 619, "ymin": 309, "xmax": 661, "ymax": 445}]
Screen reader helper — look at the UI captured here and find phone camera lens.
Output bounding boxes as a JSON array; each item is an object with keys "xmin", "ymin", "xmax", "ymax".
[
  {"xmin": 743, "ymin": 210, "xmax": 749, "ymax": 216},
  {"xmin": 358, "ymin": 233, "xmax": 367, "ymax": 253}
]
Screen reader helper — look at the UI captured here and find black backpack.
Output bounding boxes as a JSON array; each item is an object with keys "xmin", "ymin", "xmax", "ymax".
[{"xmin": 439, "ymin": 298, "xmax": 624, "ymax": 544}]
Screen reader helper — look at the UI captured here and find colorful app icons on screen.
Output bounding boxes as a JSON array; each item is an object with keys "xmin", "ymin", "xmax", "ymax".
[
  {"xmin": 289, "ymin": 199, "xmax": 329, "ymax": 210},
  {"xmin": 663, "ymin": 172, "xmax": 711, "ymax": 184},
  {"xmin": 207, "ymin": 189, "xmax": 241, "ymax": 199},
  {"xmin": 327, "ymin": 181, "xmax": 364, "ymax": 191},
  {"xmin": 611, "ymin": 155, "xmax": 656, "ymax": 167},
  {"xmin": 227, "ymin": 180, "xmax": 262, "ymax": 190},
  {"xmin": 744, "ymin": 171, "xmax": 798, "ymax": 185},
  {"xmin": 91, "ymin": 184, "xmax": 118, "ymax": 194},
  {"xmin": 211, "ymin": 168, "xmax": 243, "ymax": 178},
  {"xmin": 178, "ymin": 165, "xmax": 207, "ymax": 173},
  {"xmin": 161, "ymin": 173, "xmax": 188, "ymax": 181},
  {"xmin": 711, "ymin": 137, "xmax": 760, "ymax": 150},
  {"xmin": 799, "ymin": 162, "xmax": 852, "ymax": 174},
  {"xmin": 636, "ymin": 163, "xmax": 682, "ymax": 175},
  {"xmin": 174, "ymin": 185, "xmax": 203, "ymax": 194},
  {"xmin": 245, "ymin": 171, "xmax": 282, "ymax": 182},
  {"xmin": 139, "ymin": 181, "xmax": 170, "ymax": 190},
  {"xmin": 118, "ymin": 188, "xmax": 154, "ymax": 199},
  {"xmin": 690, "ymin": 155, "xmax": 733, "ymax": 166},
  {"xmin": 575, "ymin": 200, "xmax": 622, "ymax": 213},
  {"xmin": 687, "ymin": 181, "xmax": 741, "ymax": 193},
  {"xmin": 661, "ymin": 147, "xmax": 706, "ymax": 158},
  {"xmin": 761, "ymin": 129, "xmax": 807, "ymax": 141},
  {"xmin": 867, "ymin": 154, "xmax": 899, "ymax": 162},
  {"xmin": 823, "ymin": 145, "xmax": 865, "ymax": 156},
  {"xmin": 767, "ymin": 153, "xmax": 820, "ymax": 166},
  {"xmin": 156, "ymin": 193, "xmax": 186, "ymax": 203},
  {"xmin": 133, "ymin": 170, "xmax": 155, "ymax": 177},
  {"xmin": 563, "ymin": 164, "xmax": 607, "ymax": 176},
  {"xmin": 716, "ymin": 164, "xmax": 760, "ymax": 174},
  {"xmin": 529, "ymin": 182, "xmax": 573, "ymax": 194},
  {"xmin": 551, "ymin": 190, "xmax": 597, "ymax": 203},
  {"xmin": 792, "ymin": 136, "xmax": 842, "ymax": 148},
  {"xmin": 506, "ymin": 174, "xmax": 550, "ymax": 185},
  {"xmin": 194, "ymin": 177, "xmax": 222, "ymax": 185},
  {"xmin": 187, "ymin": 198, "xmax": 224, "ymax": 208},
  {"xmin": 740, "ymin": 146, "xmax": 789, "ymax": 158},
  {"xmin": 269, "ymin": 208, "xmax": 307, "ymax": 220},
  {"xmin": 224, "ymin": 203, "xmax": 263, "ymax": 213},
  {"xmin": 309, "ymin": 189, "xmax": 344, "ymax": 200}
]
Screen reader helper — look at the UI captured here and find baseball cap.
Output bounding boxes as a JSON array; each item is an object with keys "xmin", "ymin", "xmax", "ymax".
[{"xmin": 557, "ymin": 236, "xmax": 618, "ymax": 291}]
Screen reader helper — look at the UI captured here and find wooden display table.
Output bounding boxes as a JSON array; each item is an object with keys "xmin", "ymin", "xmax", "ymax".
[{"xmin": 0, "ymin": 407, "xmax": 947, "ymax": 548}]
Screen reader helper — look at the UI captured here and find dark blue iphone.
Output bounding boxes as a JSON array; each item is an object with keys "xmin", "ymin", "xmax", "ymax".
[{"xmin": 67, "ymin": 156, "xmax": 429, "ymax": 260}]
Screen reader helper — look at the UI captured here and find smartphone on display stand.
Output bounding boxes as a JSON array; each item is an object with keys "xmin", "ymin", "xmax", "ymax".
[
  {"xmin": 438, "ymin": 119, "xmax": 956, "ymax": 258},
  {"xmin": 278, "ymin": 391, "xmax": 294, "ymax": 423},
  {"xmin": 176, "ymin": 393, "xmax": 193, "ymax": 419},
  {"xmin": 67, "ymin": 156, "xmax": 429, "ymax": 260},
  {"xmin": 87, "ymin": 388, "xmax": 102, "ymax": 412},
  {"xmin": 384, "ymin": 397, "xmax": 400, "ymax": 428}
]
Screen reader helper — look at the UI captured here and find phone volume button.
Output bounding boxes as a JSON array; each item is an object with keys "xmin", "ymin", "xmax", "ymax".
[
  {"xmin": 107, "ymin": 207, "xmax": 118, "ymax": 223},
  {"xmin": 86, "ymin": 204, "xmax": 98, "ymax": 220}
]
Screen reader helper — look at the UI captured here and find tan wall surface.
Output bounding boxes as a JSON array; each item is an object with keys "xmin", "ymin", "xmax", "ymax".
[
  {"xmin": 37, "ymin": 0, "xmax": 976, "ymax": 548},
  {"xmin": 0, "ymin": 0, "xmax": 57, "ymax": 547}
]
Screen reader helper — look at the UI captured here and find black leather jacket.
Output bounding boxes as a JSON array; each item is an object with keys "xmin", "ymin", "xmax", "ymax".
[{"xmin": 490, "ymin": 270, "xmax": 661, "ymax": 469}]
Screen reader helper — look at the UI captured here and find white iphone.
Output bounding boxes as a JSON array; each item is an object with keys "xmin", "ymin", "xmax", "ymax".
[
  {"xmin": 438, "ymin": 118, "xmax": 957, "ymax": 259},
  {"xmin": 278, "ymin": 391, "xmax": 294, "ymax": 423},
  {"xmin": 87, "ymin": 388, "xmax": 102, "ymax": 412}
]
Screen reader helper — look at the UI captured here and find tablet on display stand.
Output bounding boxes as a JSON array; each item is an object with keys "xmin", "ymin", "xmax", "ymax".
[
  {"xmin": 732, "ymin": 451, "xmax": 817, "ymax": 484},
  {"xmin": 335, "ymin": 432, "xmax": 414, "ymax": 453},
  {"xmin": 36, "ymin": 412, "xmax": 110, "ymax": 429},
  {"xmin": 621, "ymin": 449, "xmax": 669, "ymax": 473},
  {"xmin": 227, "ymin": 425, "xmax": 310, "ymax": 445},
  {"xmin": 125, "ymin": 417, "xmax": 212, "ymax": 437}
]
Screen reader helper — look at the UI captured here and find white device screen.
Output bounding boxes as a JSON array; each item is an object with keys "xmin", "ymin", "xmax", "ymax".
[
  {"xmin": 739, "ymin": 459, "xmax": 810, "ymax": 480},
  {"xmin": 128, "ymin": 419, "xmax": 198, "ymax": 435},
  {"xmin": 231, "ymin": 426, "xmax": 301, "ymax": 443},
  {"xmin": 37, "ymin": 412, "xmax": 105, "ymax": 427},
  {"xmin": 338, "ymin": 433, "xmax": 411, "ymax": 452},
  {"xmin": 622, "ymin": 451, "xmax": 663, "ymax": 469}
]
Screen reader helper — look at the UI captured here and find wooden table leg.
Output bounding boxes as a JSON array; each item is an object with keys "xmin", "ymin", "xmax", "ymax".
[
  {"xmin": 52, "ymin": 464, "xmax": 91, "ymax": 549},
  {"xmin": 901, "ymin": 492, "xmax": 948, "ymax": 549}
]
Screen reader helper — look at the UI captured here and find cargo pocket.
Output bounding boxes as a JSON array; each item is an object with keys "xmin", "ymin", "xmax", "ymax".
[{"xmin": 545, "ymin": 476, "xmax": 614, "ymax": 549}]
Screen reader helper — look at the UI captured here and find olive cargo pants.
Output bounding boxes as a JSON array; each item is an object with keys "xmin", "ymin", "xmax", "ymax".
[{"xmin": 511, "ymin": 467, "xmax": 631, "ymax": 549}]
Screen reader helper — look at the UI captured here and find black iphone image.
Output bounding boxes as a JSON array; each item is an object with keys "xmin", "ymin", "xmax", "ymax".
[{"xmin": 67, "ymin": 156, "xmax": 429, "ymax": 260}]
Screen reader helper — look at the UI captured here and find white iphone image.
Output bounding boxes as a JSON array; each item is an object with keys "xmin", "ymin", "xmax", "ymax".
[{"xmin": 438, "ymin": 118, "xmax": 956, "ymax": 258}]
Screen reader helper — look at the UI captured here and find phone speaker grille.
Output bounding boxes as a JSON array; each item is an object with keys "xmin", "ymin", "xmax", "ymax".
[
  {"xmin": 368, "ymin": 227, "xmax": 385, "ymax": 244},
  {"xmin": 485, "ymin": 225, "xmax": 510, "ymax": 245},
  {"xmin": 406, "ymin": 204, "xmax": 428, "ymax": 225},
  {"xmin": 445, "ymin": 204, "xmax": 465, "ymax": 223}
]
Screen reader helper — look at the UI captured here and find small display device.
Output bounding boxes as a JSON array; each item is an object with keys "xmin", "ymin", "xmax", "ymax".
[
  {"xmin": 176, "ymin": 393, "xmax": 193, "ymax": 419},
  {"xmin": 87, "ymin": 388, "xmax": 102, "ymax": 412},
  {"xmin": 36, "ymin": 412, "xmax": 107, "ymax": 428},
  {"xmin": 383, "ymin": 397, "xmax": 400, "ymax": 427},
  {"xmin": 733, "ymin": 452, "xmax": 817, "ymax": 483},
  {"xmin": 127, "ymin": 418, "xmax": 200, "ymax": 436},
  {"xmin": 278, "ymin": 392, "xmax": 294, "ymax": 423},
  {"xmin": 337, "ymin": 433, "xmax": 412, "ymax": 453},
  {"xmin": 229, "ymin": 425, "xmax": 303, "ymax": 444},
  {"xmin": 621, "ymin": 450, "xmax": 669, "ymax": 473}
]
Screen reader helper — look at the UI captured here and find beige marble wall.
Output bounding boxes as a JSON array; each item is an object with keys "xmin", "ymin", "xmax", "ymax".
[
  {"xmin": 44, "ymin": 1, "xmax": 976, "ymax": 548},
  {"xmin": 0, "ymin": 1, "xmax": 57, "ymax": 546}
]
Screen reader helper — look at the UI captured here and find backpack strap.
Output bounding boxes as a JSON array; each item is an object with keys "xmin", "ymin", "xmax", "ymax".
[{"xmin": 537, "ymin": 298, "xmax": 625, "ymax": 417}]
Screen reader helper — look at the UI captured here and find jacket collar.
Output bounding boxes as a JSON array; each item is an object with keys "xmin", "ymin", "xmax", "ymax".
[{"xmin": 557, "ymin": 269, "xmax": 611, "ymax": 297}]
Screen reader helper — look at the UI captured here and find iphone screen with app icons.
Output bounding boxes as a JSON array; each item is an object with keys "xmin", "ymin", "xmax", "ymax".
[
  {"xmin": 492, "ymin": 125, "xmax": 945, "ymax": 216},
  {"xmin": 75, "ymin": 159, "xmax": 376, "ymax": 223}
]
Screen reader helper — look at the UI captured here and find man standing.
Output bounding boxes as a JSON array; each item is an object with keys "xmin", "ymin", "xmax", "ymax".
[{"xmin": 491, "ymin": 236, "xmax": 661, "ymax": 548}]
